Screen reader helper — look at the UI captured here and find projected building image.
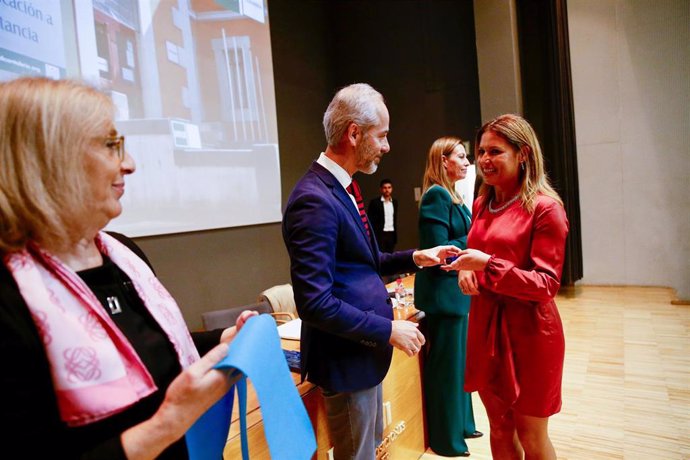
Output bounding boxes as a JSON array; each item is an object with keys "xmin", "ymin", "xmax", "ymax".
[{"xmin": 0, "ymin": 0, "xmax": 281, "ymax": 236}]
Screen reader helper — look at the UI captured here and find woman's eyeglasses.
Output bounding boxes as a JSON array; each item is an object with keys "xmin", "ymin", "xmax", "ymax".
[{"xmin": 104, "ymin": 135, "xmax": 125, "ymax": 161}]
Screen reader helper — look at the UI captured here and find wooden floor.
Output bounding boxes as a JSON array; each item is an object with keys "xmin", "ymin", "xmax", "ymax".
[{"xmin": 420, "ymin": 286, "xmax": 690, "ymax": 460}]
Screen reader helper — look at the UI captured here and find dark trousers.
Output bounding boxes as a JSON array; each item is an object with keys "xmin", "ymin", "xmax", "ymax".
[
  {"xmin": 377, "ymin": 231, "xmax": 396, "ymax": 253},
  {"xmin": 424, "ymin": 314, "xmax": 476, "ymax": 455}
]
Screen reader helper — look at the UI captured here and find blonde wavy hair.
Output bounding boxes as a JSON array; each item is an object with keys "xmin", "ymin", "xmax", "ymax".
[
  {"xmin": 475, "ymin": 114, "xmax": 562, "ymax": 213},
  {"xmin": 421, "ymin": 136, "xmax": 464, "ymax": 205},
  {"xmin": 0, "ymin": 77, "xmax": 114, "ymax": 254}
]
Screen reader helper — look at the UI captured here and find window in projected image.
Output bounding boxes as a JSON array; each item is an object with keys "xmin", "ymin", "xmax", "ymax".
[{"xmin": 0, "ymin": 0, "xmax": 281, "ymax": 236}]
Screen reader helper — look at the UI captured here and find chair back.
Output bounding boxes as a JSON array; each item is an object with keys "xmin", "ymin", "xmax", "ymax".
[
  {"xmin": 258, "ymin": 284, "xmax": 298, "ymax": 318},
  {"xmin": 201, "ymin": 300, "xmax": 272, "ymax": 331}
]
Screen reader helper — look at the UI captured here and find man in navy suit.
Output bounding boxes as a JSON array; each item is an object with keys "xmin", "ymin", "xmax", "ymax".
[{"xmin": 282, "ymin": 83, "xmax": 459, "ymax": 460}]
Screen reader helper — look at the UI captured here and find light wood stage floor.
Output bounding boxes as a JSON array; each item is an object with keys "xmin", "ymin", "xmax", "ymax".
[{"xmin": 420, "ymin": 286, "xmax": 690, "ymax": 460}]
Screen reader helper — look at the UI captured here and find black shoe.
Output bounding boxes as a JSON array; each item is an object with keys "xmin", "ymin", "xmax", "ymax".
[
  {"xmin": 465, "ymin": 430, "xmax": 483, "ymax": 439},
  {"xmin": 457, "ymin": 452, "xmax": 470, "ymax": 457}
]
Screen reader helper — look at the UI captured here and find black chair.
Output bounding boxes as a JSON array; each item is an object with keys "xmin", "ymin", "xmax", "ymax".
[{"xmin": 201, "ymin": 299, "xmax": 295, "ymax": 331}]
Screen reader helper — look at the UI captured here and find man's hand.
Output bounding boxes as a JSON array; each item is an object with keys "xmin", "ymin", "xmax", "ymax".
[
  {"xmin": 412, "ymin": 245, "xmax": 462, "ymax": 267},
  {"xmin": 389, "ymin": 320, "xmax": 426, "ymax": 357}
]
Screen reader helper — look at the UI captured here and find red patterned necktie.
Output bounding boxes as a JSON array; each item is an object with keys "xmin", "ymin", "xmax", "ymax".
[{"xmin": 346, "ymin": 179, "xmax": 371, "ymax": 238}]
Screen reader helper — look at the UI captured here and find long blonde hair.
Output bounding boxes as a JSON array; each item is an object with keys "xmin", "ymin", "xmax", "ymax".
[
  {"xmin": 421, "ymin": 136, "xmax": 464, "ymax": 204},
  {"xmin": 475, "ymin": 114, "xmax": 562, "ymax": 213},
  {"xmin": 0, "ymin": 77, "xmax": 114, "ymax": 254}
]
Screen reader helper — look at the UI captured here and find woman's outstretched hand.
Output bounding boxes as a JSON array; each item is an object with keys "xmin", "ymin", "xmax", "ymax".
[{"xmin": 440, "ymin": 248, "xmax": 491, "ymax": 272}]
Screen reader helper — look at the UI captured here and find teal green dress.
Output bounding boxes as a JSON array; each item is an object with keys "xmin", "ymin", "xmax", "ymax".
[{"xmin": 414, "ymin": 185, "xmax": 476, "ymax": 456}]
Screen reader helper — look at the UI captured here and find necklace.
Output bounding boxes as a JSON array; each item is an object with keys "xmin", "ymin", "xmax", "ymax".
[{"xmin": 488, "ymin": 194, "xmax": 520, "ymax": 213}]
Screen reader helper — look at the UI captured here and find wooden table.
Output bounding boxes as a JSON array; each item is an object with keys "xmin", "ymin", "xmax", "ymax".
[{"xmin": 223, "ymin": 275, "xmax": 425, "ymax": 460}]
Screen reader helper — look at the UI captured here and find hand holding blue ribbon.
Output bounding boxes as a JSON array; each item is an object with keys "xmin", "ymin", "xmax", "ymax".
[{"xmin": 186, "ymin": 314, "xmax": 316, "ymax": 459}]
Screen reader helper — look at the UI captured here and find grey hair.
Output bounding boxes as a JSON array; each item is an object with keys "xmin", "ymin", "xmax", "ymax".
[{"xmin": 323, "ymin": 83, "xmax": 385, "ymax": 147}]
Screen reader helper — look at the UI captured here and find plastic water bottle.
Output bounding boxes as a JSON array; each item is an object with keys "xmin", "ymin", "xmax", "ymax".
[{"xmin": 394, "ymin": 278, "xmax": 406, "ymax": 308}]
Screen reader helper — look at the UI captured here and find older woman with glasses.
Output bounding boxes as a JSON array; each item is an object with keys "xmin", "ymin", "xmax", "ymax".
[{"xmin": 0, "ymin": 77, "xmax": 256, "ymax": 459}]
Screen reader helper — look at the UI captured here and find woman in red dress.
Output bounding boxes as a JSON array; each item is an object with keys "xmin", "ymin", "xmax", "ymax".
[{"xmin": 444, "ymin": 114, "xmax": 569, "ymax": 459}]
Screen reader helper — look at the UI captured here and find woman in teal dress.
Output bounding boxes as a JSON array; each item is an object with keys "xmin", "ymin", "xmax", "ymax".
[{"xmin": 414, "ymin": 136, "xmax": 481, "ymax": 457}]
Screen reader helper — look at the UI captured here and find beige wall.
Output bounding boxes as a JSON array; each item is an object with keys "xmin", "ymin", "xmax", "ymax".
[
  {"xmin": 473, "ymin": 0, "xmax": 522, "ymax": 121},
  {"xmin": 567, "ymin": 0, "xmax": 690, "ymax": 299}
]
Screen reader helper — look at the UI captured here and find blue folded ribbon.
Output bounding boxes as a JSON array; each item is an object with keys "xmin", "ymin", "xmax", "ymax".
[{"xmin": 186, "ymin": 314, "xmax": 316, "ymax": 459}]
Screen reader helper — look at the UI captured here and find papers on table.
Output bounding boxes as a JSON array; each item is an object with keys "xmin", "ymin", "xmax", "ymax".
[
  {"xmin": 386, "ymin": 287, "xmax": 414, "ymax": 296},
  {"xmin": 277, "ymin": 318, "xmax": 302, "ymax": 340}
]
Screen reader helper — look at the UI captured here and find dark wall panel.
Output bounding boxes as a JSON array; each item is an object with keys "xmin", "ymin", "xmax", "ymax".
[
  {"xmin": 329, "ymin": 0, "xmax": 482, "ymax": 251},
  {"xmin": 516, "ymin": 0, "xmax": 583, "ymax": 284},
  {"xmin": 133, "ymin": 0, "xmax": 481, "ymax": 329}
]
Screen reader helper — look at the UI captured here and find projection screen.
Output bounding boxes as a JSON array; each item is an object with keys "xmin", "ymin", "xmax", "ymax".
[{"xmin": 0, "ymin": 0, "xmax": 281, "ymax": 236}]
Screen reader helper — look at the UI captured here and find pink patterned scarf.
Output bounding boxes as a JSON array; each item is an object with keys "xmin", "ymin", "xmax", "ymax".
[{"xmin": 4, "ymin": 232, "xmax": 200, "ymax": 427}]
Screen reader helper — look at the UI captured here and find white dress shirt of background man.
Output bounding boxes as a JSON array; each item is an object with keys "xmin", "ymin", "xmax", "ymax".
[{"xmin": 367, "ymin": 179, "xmax": 398, "ymax": 253}]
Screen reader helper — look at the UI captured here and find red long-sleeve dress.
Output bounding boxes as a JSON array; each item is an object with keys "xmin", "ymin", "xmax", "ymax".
[{"xmin": 465, "ymin": 194, "xmax": 569, "ymax": 417}]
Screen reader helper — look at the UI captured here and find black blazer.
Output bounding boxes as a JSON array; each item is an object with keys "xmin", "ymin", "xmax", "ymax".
[
  {"xmin": 367, "ymin": 197, "xmax": 398, "ymax": 246},
  {"xmin": 0, "ymin": 234, "xmax": 221, "ymax": 458}
]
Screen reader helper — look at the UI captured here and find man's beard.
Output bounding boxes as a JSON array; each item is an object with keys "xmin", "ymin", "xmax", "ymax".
[
  {"xmin": 356, "ymin": 141, "xmax": 379, "ymax": 175},
  {"xmin": 361, "ymin": 161, "xmax": 378, "ymax": 175}
]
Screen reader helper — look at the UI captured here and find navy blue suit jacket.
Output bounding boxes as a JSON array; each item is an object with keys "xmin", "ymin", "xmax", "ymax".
[{"xmin": 282, "ymin": 162, "xmax": 417, "ymax": 392}]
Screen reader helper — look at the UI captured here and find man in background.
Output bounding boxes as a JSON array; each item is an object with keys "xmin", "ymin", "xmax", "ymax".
[
  {"xmin": 367, "ymin": 179, "xmax": 397, "ymax": 253},
  {"xmin": 282, "ymin": 83, "xmax": 458, "ymax": 460}
]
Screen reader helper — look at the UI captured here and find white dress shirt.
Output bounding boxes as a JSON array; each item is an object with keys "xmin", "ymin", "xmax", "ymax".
[{"xmin": 317, "ymin": 152, "xmax": 358, "ymax": 211}]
